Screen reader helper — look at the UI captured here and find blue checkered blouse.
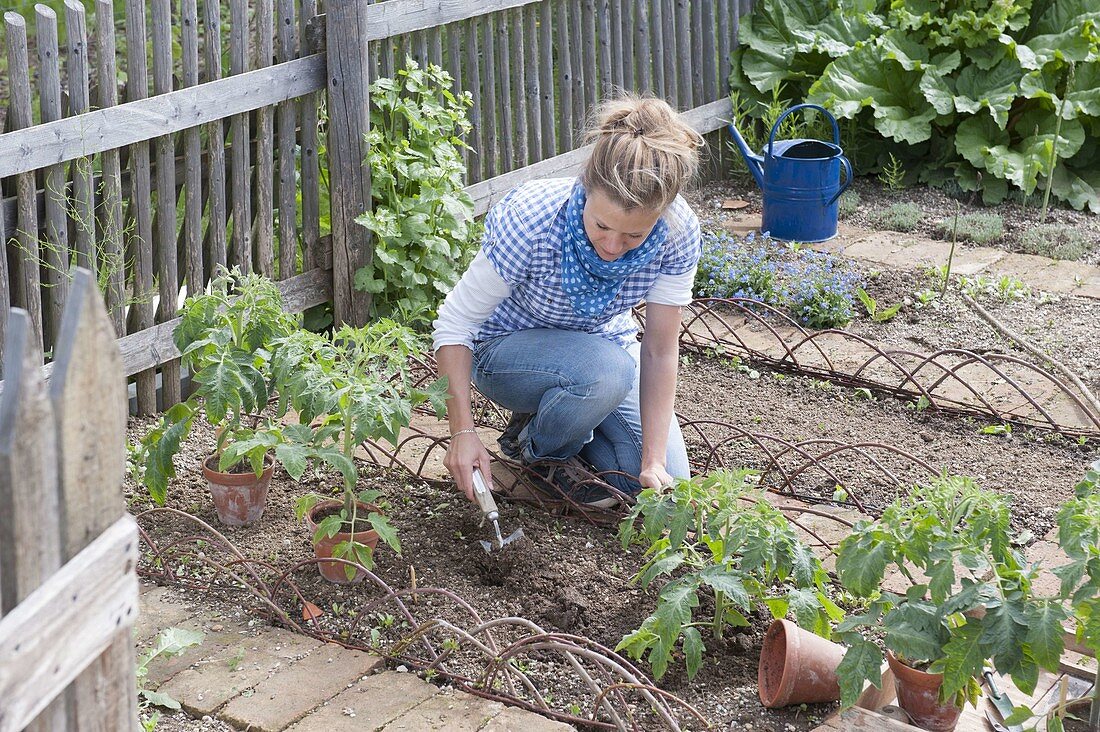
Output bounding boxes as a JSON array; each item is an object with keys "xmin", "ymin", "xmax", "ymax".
[{"xmin": 475, "ymin": 178, "xmax": 700, "ymax": 348}]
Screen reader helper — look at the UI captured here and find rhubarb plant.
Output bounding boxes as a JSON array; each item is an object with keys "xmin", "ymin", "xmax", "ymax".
[
  {"xmin": 834, "ymin": 474, "xmax": 1065, "ymax": 708},
  {"xmin": 617, "ymin": 469, "xmax": 842, "ymax": 679}
]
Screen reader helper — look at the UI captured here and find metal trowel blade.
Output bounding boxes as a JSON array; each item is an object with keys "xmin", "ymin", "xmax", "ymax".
[{"xmin": 479, "ymin": 528, "xmax": 525, "ymax": 554}]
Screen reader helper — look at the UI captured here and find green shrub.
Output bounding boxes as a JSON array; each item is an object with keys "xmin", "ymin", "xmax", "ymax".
[
  {"xmin": 870, "ymin": 202, "xmax": 922, "ymax": 232},
  {"xmin": 935, "ymin": 213, "xmax": 1003, "ymax": 244},
  {"xmin": 355, "ymin": 58, "xmax": 476, "ymax": 322},
  {"xmin": 838, "ymin": 189, "xmax": 861, "ymax": 219},
  {"xmin": 1018, "ymin": 223, "xmax": 1091, "ymax": 260},
  {"xmin": 729, "ymin": 0, "xmax": 1100, "ymax": 212}
]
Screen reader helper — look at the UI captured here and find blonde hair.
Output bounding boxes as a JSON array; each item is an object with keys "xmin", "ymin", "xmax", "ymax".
[{"xmin": 581, "ymin": 94, "xmax": 704, "ymax": 212}]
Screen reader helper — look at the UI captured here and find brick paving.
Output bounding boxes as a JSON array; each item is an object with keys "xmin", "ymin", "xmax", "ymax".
[{"xmin": 137, "ymin": 584, "xmax": 574, "ymax": 731}]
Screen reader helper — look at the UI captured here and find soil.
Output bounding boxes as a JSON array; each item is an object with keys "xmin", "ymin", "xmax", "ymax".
[
  {"xmin": 131, "ymin": 180, "xmax": 1100, "ymax": 731},
  {"xmin": 686, "ymin": 181, "xmax": 1100, "ymax": 395}
]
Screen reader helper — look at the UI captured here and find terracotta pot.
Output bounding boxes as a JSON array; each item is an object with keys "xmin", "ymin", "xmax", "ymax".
[
  {"xmin": 203, "ymin": 454, "xmax": 273, "ymax": 527},
  {"xmin": 758, "ymin": 618, "xmax": 846, "ymax": 708},
  {"xmin": 305, "ymin": 499, "xmax": 380, "ymax": 584},
  {"xmin": 1049, "ymin": 698, "xmax": 1095, "ymax": 732},
  {"xmin": 886, "ymin": 652, "xmax": 963, "ymax": 732}
]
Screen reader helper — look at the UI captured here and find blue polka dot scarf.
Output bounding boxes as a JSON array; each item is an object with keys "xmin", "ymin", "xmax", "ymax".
[{"xmin": 561, "ymin": 184, "xmax": 668, "ymax": 317}]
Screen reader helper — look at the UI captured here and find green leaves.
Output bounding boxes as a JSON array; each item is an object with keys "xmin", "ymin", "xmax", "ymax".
[
  {"xmin": 807, "ymin": 44, "xmax": 937, "ymax": 145},
  {"xmin": 835, "ymin": 634, "xmax": 883, "ymax": 708},
  {"xmin": 835, "ymin": 474, "xmax": 1062, "ymax": 709},
  {"xmin": 618, "ymin": 470, "xmax": 837, "ymax": 680},
  {"xmin": 936, "ymin": 623, "xmax": 985, "ymax": 700},
  {"xmin": 731, "ymin": 0, "xmax": 1100, "ymax": 209}
]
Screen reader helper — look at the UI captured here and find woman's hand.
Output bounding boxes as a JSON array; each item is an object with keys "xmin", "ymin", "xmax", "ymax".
[
  {"xmin": 444, "ymin": 430, "xmax": 495, "ymax": 502},
  {"xmin": 639, "ymin": 464, "xmax": 675, "ymax": 492}
]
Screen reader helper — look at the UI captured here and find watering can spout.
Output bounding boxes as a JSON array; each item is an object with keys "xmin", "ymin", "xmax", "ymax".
[{"xmin": 728, "ymin": 123, "xmax": 765, "ymax": 188}]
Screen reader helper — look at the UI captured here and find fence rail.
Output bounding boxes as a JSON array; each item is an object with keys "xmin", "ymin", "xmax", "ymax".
[{"xmin": 0, "ymin": 0, "xmax": 748, "ymax": 414}]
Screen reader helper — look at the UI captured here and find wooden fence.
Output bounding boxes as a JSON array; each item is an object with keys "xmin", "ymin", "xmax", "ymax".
[
  {"xmin": 0, "ymin": 269, "xmax": 139, "ymax": 731},
  {"xmin": 0, "ymin": 0, "xmax": 749, "ymax": 415}
]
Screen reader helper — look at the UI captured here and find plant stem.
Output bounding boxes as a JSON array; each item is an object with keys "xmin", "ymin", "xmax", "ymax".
[
  {"xmin": 942, "ymin": 204, "xmax": 959, "ymax": 298},
  {"xmin": 713, "ymin": 590, "xmax": 726, "ymax": 641},
  {"xmin": 1041, "ymin": 62, "xmax": 1074, "ymax": 224},
  {"xmin": 1090, "ymin": 663, "xmax": 1099, "ymax": 729}
]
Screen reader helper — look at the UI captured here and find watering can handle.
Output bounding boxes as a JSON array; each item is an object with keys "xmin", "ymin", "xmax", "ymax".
[
  {"xmin": 767, "ymin": 103, "xmax": 841, "ymax": 158},
  {"xmin": 827, "ymin": 155, "xmax": 853, "ymax": 206}
]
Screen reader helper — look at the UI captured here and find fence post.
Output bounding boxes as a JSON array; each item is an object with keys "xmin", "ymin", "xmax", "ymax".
[{"xmin": 325, "ymin": 0, "xmax": 373, "ymax": 326}]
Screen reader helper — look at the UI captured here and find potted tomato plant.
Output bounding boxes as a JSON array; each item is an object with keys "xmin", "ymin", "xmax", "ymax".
[
  {"xmin": 834, "ymin": 474, "xmax": 1065, "ymax": 731},
  {"xmin": 272, "ymin": 320, "xmax": 448, "ymax": 583},
  {"xmin": 137, "ymin": 269, "xmax": 307, "ymax": 526},
  {"xmin": 1048, "ymin": 459, "xmax": 1100, "ymax": 731}
]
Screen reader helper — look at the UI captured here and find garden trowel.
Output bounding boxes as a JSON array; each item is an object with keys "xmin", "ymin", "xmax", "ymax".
[{"xmin": 472, "ymin": 468, "xmax": 524, "ymax": 553}]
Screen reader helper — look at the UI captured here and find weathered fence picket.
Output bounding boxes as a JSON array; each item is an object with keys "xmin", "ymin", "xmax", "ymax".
[{"xmin": 0, "ymin": 269, "xmax": 139, "ymax": 731}]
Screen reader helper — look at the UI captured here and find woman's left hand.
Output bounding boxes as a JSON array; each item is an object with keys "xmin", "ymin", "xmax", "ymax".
[{"xmin": 639, "ymin": 465, "xmax": 675, "ymax": 491}]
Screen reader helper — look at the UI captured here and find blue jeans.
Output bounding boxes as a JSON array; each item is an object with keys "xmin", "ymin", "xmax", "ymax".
[{"xmin": 471, "ymin": 329, "xmax": 689, "ymax": 494}]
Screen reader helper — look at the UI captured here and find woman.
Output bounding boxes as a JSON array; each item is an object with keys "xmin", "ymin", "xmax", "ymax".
[{"xmin": 433, "ymin": 95, "xmax": 703, "ymax": 508}]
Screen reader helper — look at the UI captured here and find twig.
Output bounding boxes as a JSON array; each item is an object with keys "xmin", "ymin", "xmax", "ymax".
[{"xmin": 960, "ymin": 292, "xmax": 1100, "ymax": 420}]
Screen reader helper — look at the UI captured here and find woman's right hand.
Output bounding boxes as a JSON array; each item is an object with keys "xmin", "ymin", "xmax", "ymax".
[{"xmin": 444, "ymin": 430, "xmax": 495, "ymax": 502}]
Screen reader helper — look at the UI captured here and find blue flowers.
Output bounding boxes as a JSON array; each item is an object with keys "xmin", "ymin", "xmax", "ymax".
[{"xmin": 694, "ymin": 231, "xmax": 862, "ymax": 329}]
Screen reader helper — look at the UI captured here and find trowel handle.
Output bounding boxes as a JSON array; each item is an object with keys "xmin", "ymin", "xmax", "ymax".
[{"xmin": 472, "ymin": 468, "xmax": 498, "ymax": 515}]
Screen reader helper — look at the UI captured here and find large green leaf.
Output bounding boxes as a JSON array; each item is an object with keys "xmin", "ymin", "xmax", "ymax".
[
  {"xmin": 836, "ymin": 635, "xmax": 883, "ymax": 708},
  {"xmin": 682, "ymin": 626, "xmax": 705, "ymax": 680},
  {"xmin": 836, "ymin": 533, "xmax": 889, "ymax": 597},
  {"xmin": 1017, "ymin": 0, "xmax": 1100, "ymax": 70},
  {"xmin": 937, "ymin": 623, "xmax": 985, "ymax": 700},
  {"xmin": 953, "ymin": 58, "xmax": 1023, "ymax": 128},
  {"xmin": 1025, "ymin": 602, "xmax": 1067, "ymax": 672},
  {"xmin": 883, "ymin": 604, "xmax": 945, "ymax": 663},
  {"xmin": 955, "ymin": 109, "xmax": 1085, "ymax": 191},
  {"xmin": 807, "ymin": 44, "xmax": 937, "ymax": 144}
]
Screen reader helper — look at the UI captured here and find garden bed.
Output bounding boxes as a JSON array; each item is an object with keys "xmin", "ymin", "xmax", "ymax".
[
  {"xmin": 130, "ymin": 179, "xmax": 1099, "ymax": 730},
  {"xmin": 128, "ymin": 342, "xmax": 1094, "ymax": 730}
]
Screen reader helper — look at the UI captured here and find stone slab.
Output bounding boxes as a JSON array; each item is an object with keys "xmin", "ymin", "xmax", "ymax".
[
  {"xmin": 947, "ymin": 246, "xmax": 1005, "ymax": 275},
  {"xmin": 379, "ymin": 689, "xmax": 504, "ymax": 731},
  {"xmin": 156, "ymin": 644, "xmax": 288, "ymax": 717},
  {"xmin": 480, "ymin": 705, "xmax": 575, "ymax": 731},
  {"xmin": 1027, "ymin": 260, "xmax": 1099, "ymax": 294},
  {"xmin": 286, "ymin": 671, "xmax": 438, "ymax": 731},
  {"xmin": 984, "ymin": 252, "xmax": 1058, "ymax": 284},
  {"xmin": 219, "ymin": 643, "xmax": 384, "ymax": 732},
  {"xmin": 143, "ymin": 620, "xmax": 253, "ymax": 688},
  {"xmin": 136, "ymin": 585, "xmax": 203, "ymax": 645},
  {"xmin": 842, "ymin": 234, "xmax": 954, "ymax": 269},
  {"xmin": 1070, "ymin": 273, "xmax": 1100, "ymax": 300}
]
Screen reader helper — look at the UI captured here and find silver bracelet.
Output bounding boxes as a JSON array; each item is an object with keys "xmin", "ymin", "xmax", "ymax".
[{"xmin": 451, "ymin": 428, "xmax": 478, "ymax": 438}]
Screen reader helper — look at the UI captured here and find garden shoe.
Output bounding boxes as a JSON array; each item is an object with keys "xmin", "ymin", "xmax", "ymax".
[
  {"xmin": 496, "ymin": 411, "xmax": 533, "ymax": 462},
  {"xmin": 525, "ymin": 456, "xmax": 622, "ymax": 510}
]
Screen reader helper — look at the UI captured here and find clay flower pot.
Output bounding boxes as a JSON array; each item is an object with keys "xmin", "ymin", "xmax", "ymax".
[
  {"xmin": 758, "ymin": 618, "xmax": 846, "ymax": 708},
  {"xmin": 886, "ymin": 652, "xmax": 963, "ymax": 732},
  {"xmin": 1048, "ymin": 698, "xmax": 1095, "ymax": 732},
  {"xmin": 305, "ymin": 499, "xmax": 380, "ymax": 584},
  {"xmin": 203, "ymin": 454, "xmax": 273, "ymax": 527}
]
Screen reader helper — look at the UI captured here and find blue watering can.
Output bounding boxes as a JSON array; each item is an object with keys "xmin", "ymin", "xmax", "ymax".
[{"xmin": 728, "ymin": 103, "xmax": 852, "ymax": 243}]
